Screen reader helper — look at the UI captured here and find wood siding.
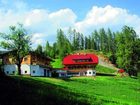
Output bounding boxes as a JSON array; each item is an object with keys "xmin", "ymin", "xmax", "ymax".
[
  {"xmin": 3, "ymin": 55, "xmax": 16, "ymax": 64},
  {"xmin": 21, "ymin": 55, "xmax": 31, "ymax": 64},
  {"xmin": 3, "ymin": 53, "xmax": 51, "ymax": 66}
]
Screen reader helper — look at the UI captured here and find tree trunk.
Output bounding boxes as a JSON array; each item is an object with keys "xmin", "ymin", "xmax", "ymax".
[
  {"xmin": 17, "ymin": 63, "xmax": 21, "ymax": 75},
  {"xmin": 17, "ymin": 52, "xmax": 22, "ymax": 75}
]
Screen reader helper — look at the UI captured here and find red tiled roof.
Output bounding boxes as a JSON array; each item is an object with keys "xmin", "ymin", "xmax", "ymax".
[{"xmin": 63, "ymin": 53, "xmax": 98, "ymax": 65}]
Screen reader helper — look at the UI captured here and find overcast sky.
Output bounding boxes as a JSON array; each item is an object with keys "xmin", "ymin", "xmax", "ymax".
[{"xmin": 0, "ymin": 0, "xmax": 140, "ymax": 48}]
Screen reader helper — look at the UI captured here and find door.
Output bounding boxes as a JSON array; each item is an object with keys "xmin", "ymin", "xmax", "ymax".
[{"xmin": 44, "ymin": 69, "xmax": 46, "ymax": 77}]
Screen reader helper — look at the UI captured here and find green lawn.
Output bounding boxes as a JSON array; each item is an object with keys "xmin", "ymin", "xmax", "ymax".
[{"xmin": 1, "ymin": 76, "xmax": 139, "ymax": 105}]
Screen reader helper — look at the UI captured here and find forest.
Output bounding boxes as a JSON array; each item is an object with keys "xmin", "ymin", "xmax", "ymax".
[{"xmin": 35, "ymin": 26, "xmax": 140, "ymax": 75}]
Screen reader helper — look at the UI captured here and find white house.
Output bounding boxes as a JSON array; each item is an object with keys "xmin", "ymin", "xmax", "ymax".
[{"xmin": 2, "ymin": 52, "xmax": 53, "ymax": 77}]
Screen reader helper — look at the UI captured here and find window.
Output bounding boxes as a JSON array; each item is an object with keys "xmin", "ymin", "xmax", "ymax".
[
  {"xmin": 24, "ymin": 57, "xmax": 28, "ymax": 61},
  {"xmin": 25, "ymin": 71, "xmax": 27, "ymax": 73},
  {"xmin": 89, "ymin": 72, "xmax": 91, "ymax": 74},
  {"xmin": 6, "ymin": 71, "xmax": 9, "ymax": 74},
  {"xmin": 13, "ymin": 71, "xmax": 15, "ymax": 74},
  {"xmin": 33, "ymin": 70, "xmax": 35, "ymax": 73},
  {"xmin": 93, "ymin": 72, "xmax": 95, "ymax": 74}
]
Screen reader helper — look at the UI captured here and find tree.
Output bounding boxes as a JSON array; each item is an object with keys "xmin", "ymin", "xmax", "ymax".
[
  {"xmin": 87, "ymin": 35, "xmax": 91, "ymax": 49},
  {"xmin": 107, "ymin": 28, "xmax": 113, "ymax": 53},
  {"xmin": 50, "ymin": 42, "xmax": 58, "ymax": 58},
  {"xmin": 133, "ymin": 39, "xmax": 140, "ymax": 73},
  {"xmin": 115, "ymin": 32, "xmax": 125, "ymax": 68},
  {"xmin": 92, "ymin": 30, "xmax": 100, "ymax": 51},
  {"xmin": 84, "ymin": 36, "xmax": 88, "ymax": 49},
  {"xmin": 99, "ymin": 28, "xmax": 108, "ymax": 52},
  {"xmin": 0, "ymin": 24, "xmax": 31, "ymax": 75},
  {"xmin": 80, "ymin": 34, "xmax": 84, "ymax": 50},
  {"xmin": 116, "ymin": 26, "xmax": 138, "ymax": 75},
  {"xmin": 44, "ymin": 41, "xmax": 51, "ymax": 57},
  {"xmin": 57, "ymin": 29, "xmax": 65, "ymax": 58},
  {"xmin": 35, "ymin": 44, "xmax": 43, "ymax": 55}
]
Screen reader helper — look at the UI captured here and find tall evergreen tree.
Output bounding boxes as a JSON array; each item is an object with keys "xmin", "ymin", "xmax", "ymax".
[
  {"xmin": 133, "ymin": 39, "xmax": 140, "ymax": 73},
  {"xmin": 56, "ymin": 29, "xmax": 72, "ymax": 59},
  {"xmin": 81, "ymin": 34, "xmax": 84, "ymax": 50},
  {"xmin": 92, "ymin": 30, "xmax": 99, "ymax": 51},
  {"xmin": 35, "ymin": 44, "xmax": 43, "ymax": 55},
  {"xmin": 91, "ymin": 34, "xmax": 95, "ymax": 50},
  {"xmin": 84, "ymin": 36, "xmax": 88, "ymax": 49},
  {"xmin": 51, "ymin": 42, "xmax": 57, "ymax": 58},
  {"xmin": 107, "ymin": 28, "xmax": 113, "ymax": 53},
  {"xmin": 44, "ymin": 41, "xmax": 51, "ymax": 57},
  {"xmin": 99, "ymin": 28, "xmax": 108, "ymax": 52},
  {"xmin": 115, "ymin": 32, "xmax": 125, "ymax": 68},
  {"xmin": 87, "ymin": 36, "xmax": 91, "ymax": 49},
  {"xmin": 116, "ymin": 26, "xmax": 138, "ymax": 74}
]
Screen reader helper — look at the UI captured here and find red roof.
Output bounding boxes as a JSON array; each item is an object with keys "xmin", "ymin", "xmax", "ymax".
[{"xmin": 63, "ymin": 53, "xmax": 98, "ymax": 65}]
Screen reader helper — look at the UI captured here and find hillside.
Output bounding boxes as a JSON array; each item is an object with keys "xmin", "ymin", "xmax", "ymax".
[
  {"xmin": 74, "ymin": 50, "xmax": 118, "ymax": 69},
  {"xmin": 51, "ymin": 50, "xmax": 118, "ymax": 74}
]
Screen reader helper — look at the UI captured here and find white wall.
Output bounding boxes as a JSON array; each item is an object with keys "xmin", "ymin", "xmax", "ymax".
[
  {"xmin": 86, "ymin": 70, "xmax": 96, "ymax": 76},
  {"xmin": 67, "ymin": 72, "xmax": 80, "ymax": 77},
  {"xmin": 56, "ymin": 70, "xmax": 67, "ymax": 77},
  {"xmin": 4, "ymin": 65, "xmax": 17, "ymax": 75},
  {"xmin": 4, "ymin": 64, "xmax": 52, "ymax": 77},
  {"xmin": 21, "ymin": 64, "xmax": 31, "ymax": 75},
  {"xmin": 30, "ymin": 65, "xmax": 40, "ymax": 76},
  {"xmin": 30, "ymin": 65, "xmax": 51, "ymax": 77}
]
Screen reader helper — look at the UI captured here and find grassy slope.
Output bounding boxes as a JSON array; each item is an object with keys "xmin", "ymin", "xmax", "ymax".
[
  {"xmin": 1, "ymin": 76, "xmax": 140, "ymax": 105},
  {"xmin": 51, "ymin": 59, "xmax": 64, "ymax": 68},
  {"xmin": 95, "ymin": 65, "xmax": 116, "ymax": 73}
]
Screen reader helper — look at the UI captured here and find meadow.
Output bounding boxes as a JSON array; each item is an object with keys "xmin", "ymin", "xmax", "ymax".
[{"xmin": 0, "ymin": 75, "xmax": 139, "ymax": 105}]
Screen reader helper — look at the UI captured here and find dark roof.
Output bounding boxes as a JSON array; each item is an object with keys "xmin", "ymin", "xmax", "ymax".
[
  {"xmin": 0, "ymin": 50, "xmax": 53, "ymax": 61},
  {"xmin": 29, "ymin": 51, "xmax": 53, "ymax": 61},
  {"xmin": 0, "ymin": 50, "xmax": 14, "ymax": 58},
  {"xmin": 63, "ymin": 53, "xmax": 98, "ymax": 65}
]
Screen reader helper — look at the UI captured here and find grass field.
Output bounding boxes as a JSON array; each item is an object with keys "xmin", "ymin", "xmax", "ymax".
[{"xmin": 0, "ymin": 75, "xmax": 140, "ymax": 105}]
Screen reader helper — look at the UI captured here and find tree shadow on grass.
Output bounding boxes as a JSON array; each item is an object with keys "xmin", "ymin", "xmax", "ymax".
[
  {"xmin": 96, "ymin": 72, "xmax": 116, "ymax": 76},
  {"xmin": 0, "ymin": 76, "xmax": 91, "ymax": 105}
]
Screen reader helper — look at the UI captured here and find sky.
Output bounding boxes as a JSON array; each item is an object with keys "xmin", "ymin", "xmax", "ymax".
[{"xmin": 0, "ymin": 0, "xmax": 140, "ymax": 48}]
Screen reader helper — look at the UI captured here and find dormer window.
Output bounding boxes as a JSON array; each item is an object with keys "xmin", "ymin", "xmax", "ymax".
[
  {"xmin": 24, "ymin": 57, "xmax": 28, "ymax": 61},
  {"xmin": 74, "ymin": 58, "xmax": 92, "ymax": 63}
]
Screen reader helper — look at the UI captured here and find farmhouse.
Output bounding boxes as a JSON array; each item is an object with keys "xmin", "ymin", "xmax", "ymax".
[
  {"xmin": 2, "ymin": 51, "xmax": 53, "ymax": 77},
  {"xmin": 62, "ymin": 53, "xmax": 98, "ymax": 77}
]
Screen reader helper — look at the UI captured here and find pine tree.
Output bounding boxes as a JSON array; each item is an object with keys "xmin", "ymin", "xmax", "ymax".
[
  {"xmin": 44, "ymin": 41, "xmax": 51, "ymax": 57},
  {"xmin": 81, "ymin": 34, "xmax": 84, "ymax": 50},
  {"xmin": 116, "ymin": 26, "xmax": 138, "ymax": 74},
  {"xmin": 35, "ymin": 44, "xmax": 43, "ymax": 55},
  {"xmin": 84, "ymin": 36, "xmax": 88, "ymax": 49},
  {"xmin": 92, "ymin": 30, "xmax": 99, "ymax": 51}
]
